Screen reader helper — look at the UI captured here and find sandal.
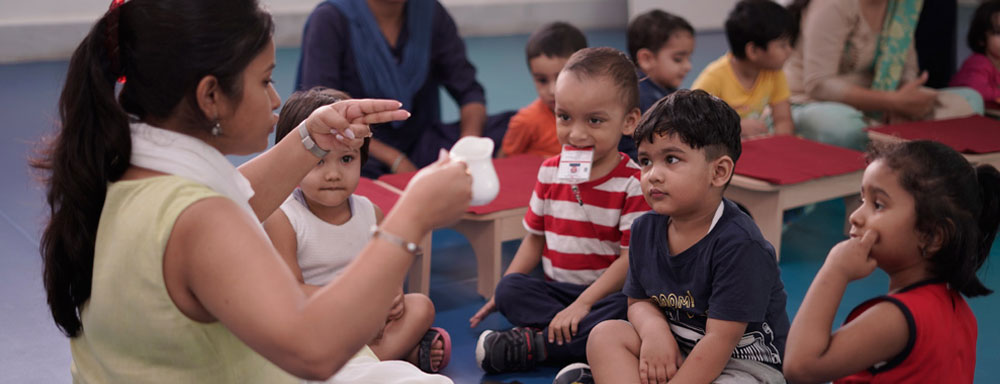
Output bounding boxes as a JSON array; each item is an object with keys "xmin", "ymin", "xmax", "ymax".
[{"xmin": 417, "ymin": 326, "xmax": 452, "ymax": 373}]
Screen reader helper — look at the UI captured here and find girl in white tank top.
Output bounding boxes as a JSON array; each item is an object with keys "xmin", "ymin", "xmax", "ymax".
[{"xmin": 262, "ymin": 89, "xmax": 452, "ymax": 378}]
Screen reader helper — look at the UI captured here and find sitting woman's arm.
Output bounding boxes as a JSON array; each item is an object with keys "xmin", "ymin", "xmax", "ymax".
[
  {"xmin": 167, "ymin": 154, "xmax": 470, "ymax": 380},
  {"xmin": 799, "ymin": 0, "xmax": 935, "ymax": 119}
]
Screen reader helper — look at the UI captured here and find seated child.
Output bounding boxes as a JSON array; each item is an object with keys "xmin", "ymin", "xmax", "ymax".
[
  {"xmin": 262, "ymin": 87, "xmax": 451, "ymax": 374},
  {"xmin": 783, "ymin": 140, "xmax": 998, "ymax": 384},
  {"xmin": 583, "ymin": 90, "xmax": 789, "ymax": 384},
  {"xmin": 625, "ymin": 9, "xmax": 695, "ymax": 160},
  {"xmin": 501, "ymin": 21, "xmax": 588, "ymax": 158},
  {"xmin": 468, "ymin": 47, "xmax": 650, "ymax": 374},
  {"xmin": 951, "ymin": 0, "xmax": 1000, "ymax": 105},
  {"xmin": 692, "ymin": 0, "xmax": 795, "ymax": 137}
]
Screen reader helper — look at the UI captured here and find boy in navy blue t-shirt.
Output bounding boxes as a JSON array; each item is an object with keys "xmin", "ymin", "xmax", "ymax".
[{"xmin": 583, "ymin": 90, "xmax": 789, "ymax": 383}]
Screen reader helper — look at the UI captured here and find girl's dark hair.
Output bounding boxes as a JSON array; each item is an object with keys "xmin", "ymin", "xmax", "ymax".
[
  {"xmin": 33, "ymin": 0, "xmax": 274, "ymax": 337},
  {"xmin": 275, "ymin": 87, "xmax": 370, "ymax": 165},
  {"xmin": 868, "ymin": 141, "xmax": 998, "ymax": 297},
  {"xmin": 786, "ymin": 0, "xmax": 811, "ymax": 46},
  {"xmin": 967, "ymin": 0, "xmax": 1000, "ymax": 54}
]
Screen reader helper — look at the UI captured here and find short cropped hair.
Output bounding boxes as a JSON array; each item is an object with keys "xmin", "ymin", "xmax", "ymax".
[
  {"xmin": 561, "ymin": 47, "xmax": 640, "ymax": 112},
  {"xmin": 633, "ymin": 89, "xmax": 742, "ymax": 164},
  {"xmin": 726, "ymin": 0, "xmax": 795, "ymax": 59},
  {"xmin": 274, "ymin": 87, "xmax": 370, "ymax": 165},
  {"xmin": 525, "ymin": 21, "xmax": 588, "ymax": 64},
  {"xmin": 627, "ymin": 10, "xmax": 694, "ymax": 65}
]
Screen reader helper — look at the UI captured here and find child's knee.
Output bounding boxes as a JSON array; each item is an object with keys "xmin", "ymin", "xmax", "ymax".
[
  {"xmin": 404, "ymin": 293, "xmax": 435, "ymax": 326},
  {"xmin": 494, "ymin": 273, "xmax": 532, "ymax": 307},
  {"xmin": 587, "ymin": 320, "xmax": 638, "ymax": 352},
  {"xmin": 794, "ymin": 103, "xmax": 868, "ymax": 150}
]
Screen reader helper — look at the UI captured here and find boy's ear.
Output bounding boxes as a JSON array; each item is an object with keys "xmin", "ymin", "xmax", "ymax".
[
  {"xmin": 710, "ymin": 155, "xmax": 735, "ymax": 188},
  {"xmin": 636, "ymin": 48, "xmax": 656, "ymax": 72},
  {"xmin": 622, "ymin": 107, "xmax": 642, "ymax": 136},
  {"xmin": 196, "ymin": 75, "xmax": 223, "ymax": 121},
  {"xmin": 743, "ymin": 42, "xmax": 759, "ymax": 61}
]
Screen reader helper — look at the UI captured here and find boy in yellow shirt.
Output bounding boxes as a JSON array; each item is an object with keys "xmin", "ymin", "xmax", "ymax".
[{"xmin": 692, "ymin": 0, "xmax": 795, "ymax": 138}]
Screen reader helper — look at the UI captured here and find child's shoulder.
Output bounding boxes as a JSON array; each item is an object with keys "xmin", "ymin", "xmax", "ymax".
[
  {"xmin": 631, "ymin": 210, "xmax": 667, "ymax": 231},
  {"xmin": 511, "ymin": 99, "xmax": 554, "ymax": 124},
  {"xmin": 707, "ymin": 200, "xmax": 776, "ymax": 258},
  {"xmin": 959, "ymin": 52, "xmax": 992, "ymax": 68}
]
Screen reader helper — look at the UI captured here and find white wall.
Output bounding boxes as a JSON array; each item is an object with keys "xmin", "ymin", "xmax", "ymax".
[
  {"xmin": 0, "ymin": 0, "xmax": 980, "ymax": 63},
  {"xmin": 0, "ymin": 0, "xmax": 625, "ymax": 63}
]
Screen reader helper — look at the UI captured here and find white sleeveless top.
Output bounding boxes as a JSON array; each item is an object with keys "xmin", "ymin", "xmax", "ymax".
[{"xmin": 280, "ymin": 189, "xmax": 378, "ymax": 285}]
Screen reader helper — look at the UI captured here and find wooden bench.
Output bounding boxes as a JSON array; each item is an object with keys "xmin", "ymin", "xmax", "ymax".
[
  {"xmin": 724, "ymin": 136, "xmax": 868, "ymax": 259},
  {"xmin": 378, "ymin": 154, "xmax": 546, "ymax": 298}
]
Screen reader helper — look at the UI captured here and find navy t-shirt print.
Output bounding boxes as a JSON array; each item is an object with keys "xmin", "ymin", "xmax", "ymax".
[{"xmin": 623, "ymin": 199, "xmax": 790, "ymax": 369}]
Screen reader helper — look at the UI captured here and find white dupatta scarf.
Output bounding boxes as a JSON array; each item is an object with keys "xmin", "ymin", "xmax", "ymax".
[{"xmin": 129, "ymin": 122, "xmax": 257, "ymax": 218}]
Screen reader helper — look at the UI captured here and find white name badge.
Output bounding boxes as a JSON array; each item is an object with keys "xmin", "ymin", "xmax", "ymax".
[{"xmin": 557, "ymin": 145, "xmax": 594, "ymax": 184}]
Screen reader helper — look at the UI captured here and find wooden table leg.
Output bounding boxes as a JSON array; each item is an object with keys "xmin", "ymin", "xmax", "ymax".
[
  {"xmin": 451, "ymin": 220, "xmax": 503, "ymax": 299},
  {"xmin": 406, "ymin": 234, "xmax": 433, "ymax": 295}
]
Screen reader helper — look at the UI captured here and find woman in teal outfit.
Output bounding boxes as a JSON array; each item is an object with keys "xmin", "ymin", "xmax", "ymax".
[{"xmin": 784, "ymin": 0, "xmax": 982, "ymax": 150}]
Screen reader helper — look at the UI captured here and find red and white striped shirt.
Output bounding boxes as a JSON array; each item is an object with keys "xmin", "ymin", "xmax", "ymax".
[{"xmin": 524, "ymin": 154, "xmax": 650, "ymax": 285}]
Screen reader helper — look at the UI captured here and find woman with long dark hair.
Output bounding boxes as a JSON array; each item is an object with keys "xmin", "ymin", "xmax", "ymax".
[{"xmin": 35, "ymin": 0, "xmax": 469, "ymax": 381}]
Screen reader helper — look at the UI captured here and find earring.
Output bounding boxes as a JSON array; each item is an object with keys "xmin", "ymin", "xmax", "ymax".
[{"xmin": 211, "ymin": 121, "xmax": 222, "ymax": 137}]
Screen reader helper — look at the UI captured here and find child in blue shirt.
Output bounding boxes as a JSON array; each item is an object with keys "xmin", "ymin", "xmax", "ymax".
[
  {"xmin": 622, "ymin": 10, "xmax": 695, "ymax": 161},
  {"xmin": 583, "ymin": 90, "xmax": 789, "ymax": 384}
]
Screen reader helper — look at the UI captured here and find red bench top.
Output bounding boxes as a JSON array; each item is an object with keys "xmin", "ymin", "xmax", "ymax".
[
  {"xmin": 868, "ymin": 115, "xmax": 1000, "ymax": 154},
  {"xmin": 736, "ymin": 135, "xmax": 866, "ymax": 185}
]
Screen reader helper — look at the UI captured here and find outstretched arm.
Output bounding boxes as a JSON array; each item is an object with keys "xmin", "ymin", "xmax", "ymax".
[
  {"xmin": 459, "ymin": 102, "xmax": 486, "ymax": 137},
  {"xmin": 171, "ymin": 154, "xmax": 470, "ymax": 380},
  {"xmin": 240, "ymin": 99, "xmax": 409, "ymax": 221},
  {"xmin": 468, "ymin": 232, "xmax": 544, "ymax": 327},
  {"xmin": 548, "ymin": 249, "xmax": 629, "ymax": 345}
]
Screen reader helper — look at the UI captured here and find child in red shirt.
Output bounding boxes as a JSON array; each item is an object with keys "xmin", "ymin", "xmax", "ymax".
[{"xmin": 784, "ymin": 141, "xmax": 999, "ymax": 384}]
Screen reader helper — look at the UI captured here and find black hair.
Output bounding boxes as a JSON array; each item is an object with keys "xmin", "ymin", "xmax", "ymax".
[
  {"xmin": 867, "ymin": 141, "xmax": 998, "ymax": 297},
  {"xmin": 633, "ymin": 89, "xmax": 742, "ymax": 166},
  {"xmin": 967, "ymin": 0, "xmax": 1000, "ymax": 54},
  {"xmin": 786, "ymin": 0, "xmax": 811, "ymax": 46},
  {"xmin": 33, "ymin": 0, "xmax": 274, "ymax": 337},
  {"xmin": 626, "ymin": 10, "xmax": 694, "ymax": 65},
  {"xmin": 525, "ymin": 22, "xmax": 588, "ymax": 64},
  {"xmin": 562, "ymin": 47, "xmax": 640, "ymax": 112},
  {"xmin": 275, "ymin": 87, "xmax": 370, "ymax": 165},
  {"xmin": 726, "ymin": 0, "xmax": 796, "ymax": 60}
]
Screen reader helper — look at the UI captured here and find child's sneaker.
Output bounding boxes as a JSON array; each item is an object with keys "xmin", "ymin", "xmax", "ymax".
[
  {"xmin": 553, "ymin": 363, "xmax": 593, "ymax": 384},
  {"xmin": 475, "ymin": 327, "xmax": 547, "ymax": 373}
]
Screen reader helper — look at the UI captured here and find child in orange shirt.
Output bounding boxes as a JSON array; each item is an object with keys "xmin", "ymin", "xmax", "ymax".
[{"xmin": 501, "ymin": 22, "xmax": 587, "ymax": 158}]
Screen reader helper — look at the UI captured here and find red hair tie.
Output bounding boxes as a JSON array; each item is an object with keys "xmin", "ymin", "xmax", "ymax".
[{"xmin": 106, "ymin": 0, "xmax": 127, "ymax": 84}]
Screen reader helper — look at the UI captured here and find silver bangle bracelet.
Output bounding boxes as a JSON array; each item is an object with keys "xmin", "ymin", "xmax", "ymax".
[{"xmin": 371, "ymin": 225, "xmax": 423, "ymax": 257}]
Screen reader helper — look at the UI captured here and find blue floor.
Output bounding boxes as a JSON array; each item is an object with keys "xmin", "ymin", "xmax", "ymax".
[{"xmin": 2, "ymin": 28, "xmax": 999, "ymax": 384}]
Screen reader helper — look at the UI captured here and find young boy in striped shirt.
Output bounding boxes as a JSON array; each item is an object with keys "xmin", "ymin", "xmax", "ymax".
[{"xmin": 469, "ymin": 47, "xmax": 650, "ymax": 374}]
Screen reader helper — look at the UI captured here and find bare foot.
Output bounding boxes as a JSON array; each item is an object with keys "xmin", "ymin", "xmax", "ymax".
[{"xmin": 407, "ymin": 338, "xmax": 445, "ymax": 371}]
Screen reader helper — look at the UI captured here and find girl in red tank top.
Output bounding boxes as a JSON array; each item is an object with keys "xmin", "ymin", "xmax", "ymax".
[{"xmin": 782, "ymin": 140, "xmax": 1000, "ymax": 384}]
